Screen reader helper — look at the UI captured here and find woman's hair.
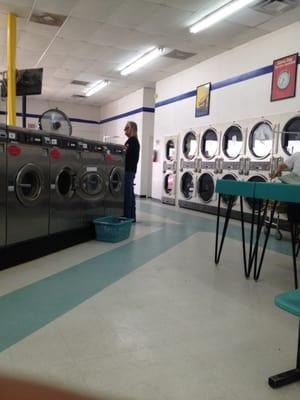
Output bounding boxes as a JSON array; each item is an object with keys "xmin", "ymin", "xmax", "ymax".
[{"xmin": 128, "ymin": 121, "xmax": 138, "ymax": 137}]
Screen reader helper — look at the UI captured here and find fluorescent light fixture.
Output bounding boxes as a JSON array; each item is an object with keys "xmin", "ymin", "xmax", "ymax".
[
  {"xmin": 189, "ymin": 0, "xmax": 256, "ymax": 33},
  {"xmin": 120, "ymin": 47, "xmax": 164, "ymax": 76},
  {"xmin": 85, "ymin": 80, "xmax": 109, "ymax": 97}
]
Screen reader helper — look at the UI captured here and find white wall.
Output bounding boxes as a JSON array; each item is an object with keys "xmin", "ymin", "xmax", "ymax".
[
  {"xmin": 100, "ymin": 87, "xmax": 155, "ymax": 196},
  {"xmin": 152, "ymin": 21, "xmax": 300, "ymax": 200},
  {"xmin": 0, "ymin": 97, "xmax": 101, "ymax": 140}
]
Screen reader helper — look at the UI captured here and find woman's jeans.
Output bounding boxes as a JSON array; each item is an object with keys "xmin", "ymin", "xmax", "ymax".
[{"xmin": 124, "ymin": 171, "xmax": 136, "ymax": 221}]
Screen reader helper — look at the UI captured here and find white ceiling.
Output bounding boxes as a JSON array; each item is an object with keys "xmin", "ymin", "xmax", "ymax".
[{"xmin": 0, "ymin": 0, "xmax": 299, "ymax": 106}]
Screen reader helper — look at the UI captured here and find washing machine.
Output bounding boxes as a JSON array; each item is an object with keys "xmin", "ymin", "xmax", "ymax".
[
  {"xmin": 49, "ymin": 134, "xmax": 83, "ymax": 234},
  {"xmin": 177, "ymin": 129, "xmax": 199, "ymax": 209},
  {"xmin": 6, "ymin": 126, "xmax": 50, "ymax": 245},
  {"xmin": 77, "ymin": 139, "xmax": 109, "ymax": 223},
  {"xmin": 218, "ymin": 123, "xmax": 246, "ymax": 212},
  {"xmin": 102, "ymin": 142, "xmax": 125, "ymax": 217},
  {"xmin": 0, "ymin": 124, "xmax": 7, "ymax": 247},
  {"xmin": 162, "ymin": 135, "xmax": 178, "ymax": 206}
]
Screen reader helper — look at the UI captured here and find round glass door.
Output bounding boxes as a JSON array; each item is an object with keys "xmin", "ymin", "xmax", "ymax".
[
  {"xmin": 166, "ymin": 140, "xmax": 175, "ymax": 161},
  {"xmin": 245, "ymin": 175, "xmax": 267, "ymax": 211},
  {"xmin": 164, "ymin": 174, "xmax": 174, "ymax": 194},
  {"xmin": 197, "ymin": 173, "xmax": 215, "ymax": 202},
  {"xmin": 56, "ymin": 167, "xmax": 74, "ymax": 198},
  {"xmin": 180, "ymin": 172, "xmax": 194, "ymax": 199},
  {"xmin": 182, "ymin": 131, "xmax": 197, "ymax": 160},
  {"xmin": 220, "ymin": 174, "xmax": 238, "ymax": 205},
  {"xmin": 249, "ymin": 122, "xmax": 273, "ymax": 159},
  {"xmin": 281, "ymin": 117, "xmax": 300, "ymax": 155},
  {"xmin": 80, "ymin": 172, "xmax": 106, "ymax": 199},
  {"xmin": 223, "ymin": 126, "xmax": 243, "ymax": 159},
  {"xmin": 201, "ymin": 129, "xmax": 218, "ymax": 159},
  {"xmin": 15, "ymin": 163, "xmax": 43, "ymax": 206},
  {"xmin": 109, "ymin": 167, "xmax": 122, "ymax": 195}
]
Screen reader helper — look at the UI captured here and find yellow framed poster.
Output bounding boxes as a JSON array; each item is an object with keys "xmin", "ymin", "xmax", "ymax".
[{"xmin": 195, "ymin": 82, "xmax": 211, "ymax": 117}]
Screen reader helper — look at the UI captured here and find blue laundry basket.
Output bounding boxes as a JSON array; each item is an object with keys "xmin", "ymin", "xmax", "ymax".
[{"xmin": 93, "ymin": 216, "xmax": 133, "ymax": 242}]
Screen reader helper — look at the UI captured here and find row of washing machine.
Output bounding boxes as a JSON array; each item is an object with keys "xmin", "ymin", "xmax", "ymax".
[
  {"xmin": 162, "ymin": 112, "xmax": 300, "ymax": 215},
  {"xmin": 0, "ymin": 124, "xmax": 125, "ymax": 247}
]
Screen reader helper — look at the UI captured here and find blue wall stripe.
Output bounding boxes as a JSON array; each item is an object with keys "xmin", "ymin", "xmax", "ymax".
[
  {"xmin": 100, "ymin": 106, "xmax": 155, "ymax": 124},
  {"xmin": 155, "ymin": 57, "xmax": 300, "ymax": 109}
]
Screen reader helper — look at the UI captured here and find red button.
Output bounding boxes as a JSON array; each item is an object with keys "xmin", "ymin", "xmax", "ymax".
[
  {"xmin": 8, "ymin": 145, "xmax": 21, "ymax": 156},
  {"xmin": 105, "ymin": 154, "xmax": 113, "ymax": 163},
  {"xmin": 50, "ymin": 148, "xmax": 61, "ymax": 159}
]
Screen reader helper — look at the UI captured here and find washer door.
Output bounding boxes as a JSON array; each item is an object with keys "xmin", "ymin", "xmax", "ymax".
[
  {"xmin": 249, "ymin": 122, "xmax": 273, "ymax": 159},
  {"xmin": 166, "ymin": 139, "xmax": 175, "ymax": 161},
  {"xmin": 181, "ymin": 172, "xmax": 194, "ymax": 199},
  {"xmin": 15, "ymin": 163, "xmax": 43, "ymax": 207},
  {"xmin": 109, "ymin": 167, "xmax": 123, "ymax": 195},
  {"xmin": 281, "ymin": 116, "xmax": 300, "ymax": 155},
  {"xmin": 220, "ymin": 174, "xmax": 238, "ymax": 205},
  {"xmin": 79, "ymin": 171, "xmax": 106, "ymax": 200},
  {"xmin": 245, "ymin": 175, "xmax": 267, "ymax": 211},
  {"xmin": 223, "ymin": 126, "xmax": 243, "ymax": 159},
  {"xmin": 164, "ymin": 173, "xmax": 174, "ymax": 194},
  {"xmin": 56, "ymin": 167, "xmax": 75, "ymax": 198},
  {"xmin": 182, "ymin": 131, "xmax": 197, "ymax": 160},
  {"xmin": 198, "ymin": 173, "xmax": 215, "ymax": 202},
  {"xmin": 201, "ymin": 129, "xmax": 218, "ymax": 159}
]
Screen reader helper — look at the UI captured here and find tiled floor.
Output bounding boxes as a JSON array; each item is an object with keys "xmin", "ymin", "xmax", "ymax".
[{"xmin": 0, "ymin": 199, "xmax": 299, "ymax": 399}]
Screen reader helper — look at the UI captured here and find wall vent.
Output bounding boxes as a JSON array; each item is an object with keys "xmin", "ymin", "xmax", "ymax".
[
  {"xmin": 30, "ymin": 11, "xmax": 67, "ymax": 27},
  {"xmin": 71, "ymin": 80, "xmax": 89, "ymax": 86},
  {"xmin": 251, "ymin": 0, "xmax": 297, "ymax": 15},
  {"xmin": 164, "ymin": 49, "xmax": 196, "ymax": 60}
]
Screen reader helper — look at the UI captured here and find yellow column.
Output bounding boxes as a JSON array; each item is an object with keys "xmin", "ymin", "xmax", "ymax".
[{"xmin": 6, "ymin": 13, "xmax": 16, "ymax": 126}]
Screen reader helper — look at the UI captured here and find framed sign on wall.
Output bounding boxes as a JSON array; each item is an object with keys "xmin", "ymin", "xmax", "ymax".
[
  {"xmin": 271, "ymin": 53, "xmax": 298, "ymax": 101},
  {"xmin": 195, "ymin": 82, "xmax": 211, "ymax": 117}
]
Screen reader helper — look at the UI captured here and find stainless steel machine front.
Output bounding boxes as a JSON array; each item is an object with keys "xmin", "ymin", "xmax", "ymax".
[
  {"xmin": 103, "ymin": 143, "xmax": 125, "ymax": 217},
  {"xmin": 0, "ymin": 124, "xmax": 7, "ymax": 247},
  {"xmin": 6, "ymin": 126, "xmax": 50, "ymax": 245},
  {"xmin": 49, "ymin": 134, "xmax": 83, "ymax": 234},
  {"xmin": 77, "ymin": 140, "xmax": 108, "ymax": 223}
]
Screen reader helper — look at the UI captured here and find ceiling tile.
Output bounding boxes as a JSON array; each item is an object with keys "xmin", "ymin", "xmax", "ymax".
[
  {"xmin": 71, "ymin": 0, "xmax": 123, "ymax": 22},
  {"xmin": 61, "ymin": 56, "xmax": 93, "ymax": 72},
  {"xmin": 23, "ymin": 21, "xmax": 60, "ymax": 37},
  {"xmin": 17, "ymin": 31, "xmax": 51, "ymax": 52},
  {"xmin": 58, "ymin": 17, "xmax": 102, "ymax": 41},
  {"xmin": 35, "ymin": 0, "xmax": 77, "ymax": 15},
  {"xmin": 16, "ymin": 47, "xmax": 41, "ymax": 68},
  {"xmin": 0, "ymin": 0, "xmax": 33, "ymax": 18},
  {"xmin": 226, "ymin": 7, "xmax": 272, "ymax": 27},
  {"xmin": 45, "ymin": 37, "xmax": 79, "ymax": 56}
]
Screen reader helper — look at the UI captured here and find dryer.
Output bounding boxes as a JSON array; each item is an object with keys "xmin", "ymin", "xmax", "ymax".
[
  {"xmin": 49, "ymin": 134, "xmax": 83, "ymax": 234},
  {"xmin": 244, "ymin": 118, "xmax": 274, "ymax": 180},
  {"xmin": 6, "ymin": 126, "xmax": 50, "ymax": 245},
  {"xmin": 103, "ymin": 143, "xmax": 125, "ymax": 217},
  {"xmin": 196, "ymin": 126, "xmax": 220, "ymax": 210},
  {"xmin": 0, "ymin": 124, "xmax": 7, "ymax": 247},
  {"xmin": 77, "ymin": 139, "xmax": 109, "ymax": 223},
  {"xmin": 178, "ymin": 129, "xmax": 198, "ymax": 209},
  {"xmin": 218, "ymin": 123, "xmax": 246, "ymax": 212},
  {"xmin": 242, "ymin": 118, "xmax": 274, "ymax": 214},
  {"xmin": 162, "ymin": 135, "xmax": 178, "ymax": 206},
  {"xmin": 274, "ymin": 112, "xmax": 300, "ymax": 165}
]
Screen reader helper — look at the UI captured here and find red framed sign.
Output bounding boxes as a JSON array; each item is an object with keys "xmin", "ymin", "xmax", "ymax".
[{"xmin": 271, "ymin": 53, "xmax": 298, "ymax": 101}]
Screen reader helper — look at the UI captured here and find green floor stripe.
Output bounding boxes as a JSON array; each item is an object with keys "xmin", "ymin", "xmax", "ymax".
[
  {"xmin": 139, "ymin": 202, "xmax": 293, "ymax": 256},
  {"xmin": 0, "ymin": 223, "xmax": 197, "ymax": 352}
]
